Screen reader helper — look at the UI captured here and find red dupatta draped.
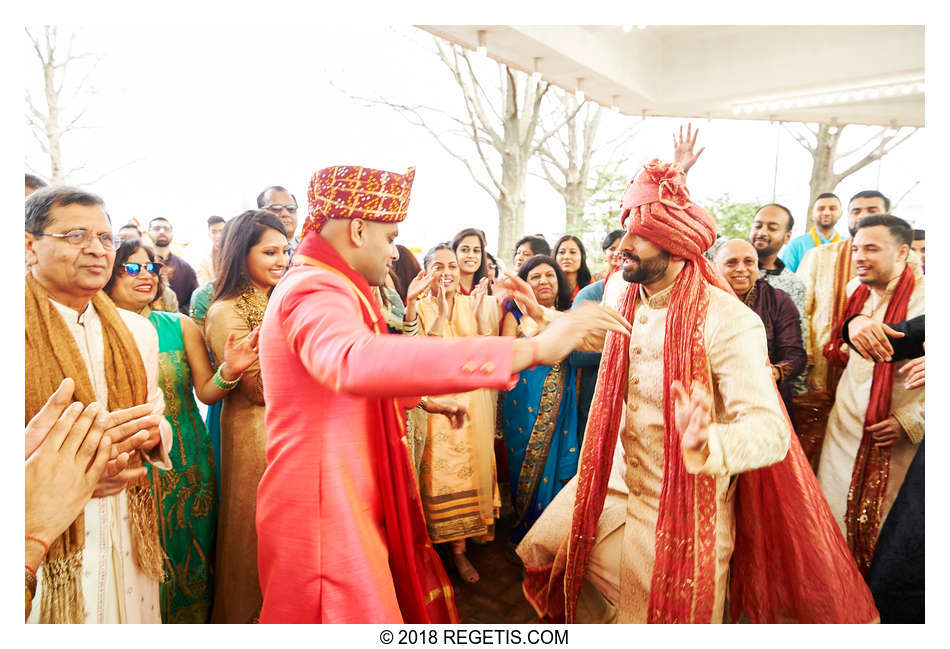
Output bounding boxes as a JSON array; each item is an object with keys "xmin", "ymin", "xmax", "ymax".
[
  {"xmin": 524, "ymin": 160, "xmax": 877, "ymax": 624},
  {"xmin": 293, "ymin": 232, "xmax": 458, "ymax": 624},
  {"xmin": 823, "ymin": 264, "xmax": 916, "ymax": 574}
]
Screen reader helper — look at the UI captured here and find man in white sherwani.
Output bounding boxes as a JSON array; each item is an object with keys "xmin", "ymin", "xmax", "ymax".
[{"xmin": 25, "ymin": 186, "xmax": 173, "ymax": 623}]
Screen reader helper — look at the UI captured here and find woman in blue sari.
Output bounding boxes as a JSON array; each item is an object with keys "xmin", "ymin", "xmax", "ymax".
[{"xmin": 501, "ymin": 255, "xmax": 580, "ymax": 544}]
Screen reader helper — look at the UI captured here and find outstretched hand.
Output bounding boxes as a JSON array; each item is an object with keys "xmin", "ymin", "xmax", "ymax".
[
  {"xmin": 671, "ymin": 380, "xmax": 712, "ymax": 452},
  {"xmin": 673, "ymin": 123, "xmax": 705, "ymax": 174},
  {"xmin": 498, "ymin": 272, "xmax": 543, "ymax": 320},
  {"xmin": 530, "ymin": 302, "xmax": 631, "ymax": 366}
]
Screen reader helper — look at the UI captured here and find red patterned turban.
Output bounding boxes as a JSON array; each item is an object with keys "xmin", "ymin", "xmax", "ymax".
[
  {"xmin": 300, "ymin": 165, "xmax": 416, "ymax": 240},
  {"xmin": 619, "ymin": 159, "xmax": 717, "ymax": 260}
]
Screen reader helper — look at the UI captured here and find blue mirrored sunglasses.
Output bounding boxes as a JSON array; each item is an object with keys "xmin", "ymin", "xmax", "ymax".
[{"xmin": 123, "ymin": 262, "xmax": 163, "ymax": 277}]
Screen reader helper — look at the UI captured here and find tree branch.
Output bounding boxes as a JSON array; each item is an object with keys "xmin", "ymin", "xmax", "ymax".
[
  {"xmin": 835, "ymin": 126, "xmax": 887, "ymax": 160},
  {"xmin": 784, "ymin": 123, "xmax": 816, "ymax": 153}
]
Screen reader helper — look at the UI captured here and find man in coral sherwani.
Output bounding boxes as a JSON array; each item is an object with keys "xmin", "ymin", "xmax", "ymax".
[{"xmin": 255, "ymin": 165, "xmax": 628, "ymax": 623}]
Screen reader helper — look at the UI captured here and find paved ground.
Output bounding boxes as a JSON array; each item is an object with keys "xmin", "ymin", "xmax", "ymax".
[{"xmin": 443, "ymin": 516, "xmax": 540, "ymax": 624}]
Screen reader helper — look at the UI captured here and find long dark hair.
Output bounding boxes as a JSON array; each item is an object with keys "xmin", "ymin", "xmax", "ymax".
[
  {"xmin": 553, "ymin": 234, "xmax": 592, "ymax": 290},
  {"xmin": 390, "ymin": 243, "xmax": 422, "ymax": 304},
  {"xmin": 211, "ymin": 218, "xmax": 233, "ymax": 280},
  {"xmin": 104, "ymin": 239, "xmax": 164, "ymax": 303},
  {"xmin": 213, "ymin": 210, "xmax": 287, "ymax": 303},
  {"xmin": 451, "ymin": 228, "xmax": 489, "ymax": 288},
  {"xmin": 518, "ymin": 255, "xmax": 572, "ymax": 312}
]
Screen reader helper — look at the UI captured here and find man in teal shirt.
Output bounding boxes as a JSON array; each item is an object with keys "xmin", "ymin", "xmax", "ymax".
[{"xmin": 779, "ymin": 192, "xmax": 842, "ymax": 272}]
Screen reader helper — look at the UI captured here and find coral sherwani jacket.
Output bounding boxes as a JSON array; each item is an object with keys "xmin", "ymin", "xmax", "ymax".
[{"xmin": 256, "ymin": 265, "xmax": 517, "ymax": 623}]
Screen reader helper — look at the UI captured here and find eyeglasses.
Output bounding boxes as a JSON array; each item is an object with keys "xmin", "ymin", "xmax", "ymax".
[
  {"xmin": 264, "ymin": 204, "xmax": 297, "ymax": 214},
  {"xmin": 122, "ymin": 262, "xmax": 163, "ymax": 277},
  {"xmin": 35, "ymin": 229, "xmax": 115, "ymax": 248}
]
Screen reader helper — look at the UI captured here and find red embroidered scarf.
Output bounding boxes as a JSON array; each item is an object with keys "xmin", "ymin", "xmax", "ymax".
[
  {"xmin": 294, "ymin": 233, "xmax": 458, "ymax": 623},
  {"xmin": 823, "ymin": 264, "xmax": 916, "ymax": 573}
]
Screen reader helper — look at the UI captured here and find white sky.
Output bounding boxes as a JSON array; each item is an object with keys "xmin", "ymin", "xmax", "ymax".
[{"xmin": 23, "ymin": 24, "xmax": 926, "ymax": 268}]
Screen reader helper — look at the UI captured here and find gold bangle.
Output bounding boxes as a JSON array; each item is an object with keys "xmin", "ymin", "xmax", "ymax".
[{"xmin": 418, "ymin": 396, "xmax": 429, "ymax": 410}]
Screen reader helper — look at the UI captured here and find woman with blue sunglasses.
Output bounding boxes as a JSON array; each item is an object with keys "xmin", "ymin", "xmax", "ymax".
[{"xmin": 105, "ymin": 239, "xmax": 260, "ymax": 623}]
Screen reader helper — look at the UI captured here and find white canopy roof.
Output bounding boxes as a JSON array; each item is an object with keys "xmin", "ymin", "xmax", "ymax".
[{"xmin": 418, "ymin": 25, "xmax": 924, "ymax": 127}]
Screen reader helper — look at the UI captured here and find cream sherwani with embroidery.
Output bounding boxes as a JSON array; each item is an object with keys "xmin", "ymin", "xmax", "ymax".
[
  {"xmin": 28, "ymin": 299, "xmax": 173, "ymax": 624},
  {"xmin": 518, "ymin": 274, "xmax": 790, "ymax": 623},
  {"xmin": 797, "ymin": 239, "xmax": 852, "ymax": 392},
  {"xmin": 817, "ymin": 267, "xmax": 925, "ymax": 539}
]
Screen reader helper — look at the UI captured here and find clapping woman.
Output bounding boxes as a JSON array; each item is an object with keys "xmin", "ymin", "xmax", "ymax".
[
  {"xmin": 204, "ymin": 210, "xmax": 288, "ymax": 623},
  {"xmin": 412, "ymin": 243, "xmax": 500, "ymax": 583},
  {"xmin": 104, "ymin": 239, "xmax": 260, "ymax": 623}
]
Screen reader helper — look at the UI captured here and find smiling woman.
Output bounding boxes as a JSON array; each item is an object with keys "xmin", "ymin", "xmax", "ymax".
[
  {"xmin": 204, "ymin": 210, "xmax": 288, "ymax": 622},
  {"xmin": 499, "ymin": 255, "xmax": 580, "ymax": 545},
  {"xmin": 451, "ymin": 228, "xmax": 490, "ymax": 296},
  {"xmin": 104, "ymin": 238, "xmax": 260, "ymax": 623},
  {"xmin": 414, "ymin": 243, "xmax": 502, "ymax": 584}
]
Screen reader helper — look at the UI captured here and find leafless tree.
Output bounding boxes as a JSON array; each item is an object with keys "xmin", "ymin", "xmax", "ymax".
[
  {"xmin": 351, "ymin": 37, "xmax": 584, "ymax": 258},
  {"xmin": 536, "ymin": 93, "xmax": 642, "ymax": 235},
  {"xmin": 784, "ymin": 122, "xmax": 917, "ymax": 229},
  {"xmin": 25, "ymin": 26, "xmax": 101, "ymax": 185}
]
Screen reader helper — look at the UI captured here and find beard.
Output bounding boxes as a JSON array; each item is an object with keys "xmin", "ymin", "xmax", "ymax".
[
  {"xmin": 752, "ymin": 238, "xmax": 782, "ymax": 258},
  {"xmin": 621, "ymin": 249, "xmax": 671, "ymax": 284}
]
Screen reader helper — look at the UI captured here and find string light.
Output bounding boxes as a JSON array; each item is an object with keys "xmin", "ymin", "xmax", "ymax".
[{"xmin": 730, "ymin": 80, "xmax": 923, "ymax": 115}]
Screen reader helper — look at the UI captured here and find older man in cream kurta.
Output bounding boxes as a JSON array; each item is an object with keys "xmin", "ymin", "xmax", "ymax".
[
  {"xmin": 519, "ymin": 271, "xmax": 790, "ymax": 623},
  {"xmin": 28, "ymin": 300, "xmax": 173, "ymax": 624},
  {"xmin": 817, "ymin": 265, "xmax": 924, "ymax": 542}
]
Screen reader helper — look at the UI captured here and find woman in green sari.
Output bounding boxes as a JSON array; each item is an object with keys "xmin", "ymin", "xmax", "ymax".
[{"xmin": 105, "ymin": 239, "xmax": 259, "ymax": 623}]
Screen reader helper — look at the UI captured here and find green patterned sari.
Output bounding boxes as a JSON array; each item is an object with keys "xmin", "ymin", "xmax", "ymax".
[{"xmin": 146, "ymin": 310, "xmax": 218, "ymax": 623}]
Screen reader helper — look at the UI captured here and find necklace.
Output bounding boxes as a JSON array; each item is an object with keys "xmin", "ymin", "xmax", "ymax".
[{"xmin": 235, "ymin": 285, "xmax": 268, "ymax": 330}]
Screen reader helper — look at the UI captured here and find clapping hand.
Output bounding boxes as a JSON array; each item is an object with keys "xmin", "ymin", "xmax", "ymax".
[
  {"xmin": 436, "ymin": 277, "xmax": 450, "ymax": 316},
  {"xmin": 26, "ymin": 378, "xmax": 115, "ymax": 546},
  {"xmin": 671, "ymin": 380, "xmax": 713, "ymax": 452},
  {"xmin": 92, "ymin": 404, "xmax": 167, "ymax": 497},
  {"xmin": 223, "ymin": 326, "xmax": 260, "ymax": 378},
  {"xmin": 405, "ymin": 270, "xmax": 435, "ymax": 303},
  {"xmin": 471, "ymin": 277, "xmax": 490, "ymax": 317},
  {"xmin": 673, "ymin": 123, "xmax": 705, "ymax": 174}
]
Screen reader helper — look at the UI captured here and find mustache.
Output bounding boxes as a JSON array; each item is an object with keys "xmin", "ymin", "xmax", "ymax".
[{"xmin": 619, "ymin": 252, "xmax": 639, "ymax": 263}]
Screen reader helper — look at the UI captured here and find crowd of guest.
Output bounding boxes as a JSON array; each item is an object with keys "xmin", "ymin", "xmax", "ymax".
[{"xmin": 23, "ymin": 124, "xmax": 924, "ymax": 625}]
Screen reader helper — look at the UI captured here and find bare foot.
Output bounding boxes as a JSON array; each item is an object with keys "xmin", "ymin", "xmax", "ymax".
[{"xmin": 453, "ymin": 552, "xmax": 480, "ymax": 583}]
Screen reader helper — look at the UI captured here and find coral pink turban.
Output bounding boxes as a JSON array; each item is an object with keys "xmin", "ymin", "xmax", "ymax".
[{"xmin": 619, "ymin": 159, "xmax": 717, "ymax": 261}]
